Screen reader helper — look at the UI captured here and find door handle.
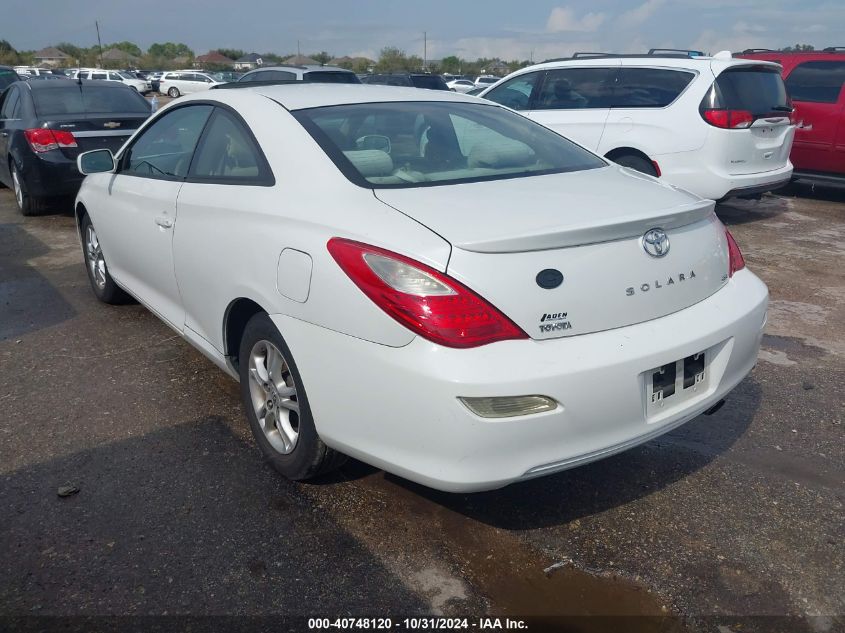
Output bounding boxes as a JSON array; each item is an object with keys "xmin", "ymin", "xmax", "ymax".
[
  {"xmin": 797, "ymin": 121, "xmax": 813, "ymax": 131},
  {"xmin": 154, "ymin": 216, "xmax": 173, "ymax": 229}
]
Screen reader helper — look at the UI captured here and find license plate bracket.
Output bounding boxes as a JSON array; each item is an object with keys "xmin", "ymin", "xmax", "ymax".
[{"xmin": 646, "ymin": 350, "xmax": 708, "ymax": 419}]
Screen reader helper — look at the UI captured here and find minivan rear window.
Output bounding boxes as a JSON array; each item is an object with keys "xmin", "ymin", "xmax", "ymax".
[
  {"xmin": 304, "ymin": 71, "xmax": 360, "ymax": 84},
  {"xmin": 710, "ymin": 66, "xmax": 790, "ymax": 114},
  {"xmin": 409, "ymin": 75, "xmax": 449, "ymax": 90},
  {"xmin": 33, "ymin": 85, "xmax": 151, "ymax": 116}
]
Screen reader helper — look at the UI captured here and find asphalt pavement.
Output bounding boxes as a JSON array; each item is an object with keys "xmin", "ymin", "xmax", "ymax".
[{"xmin": 0, "ymin": 185, "xmax": 842, "ymax": 633}]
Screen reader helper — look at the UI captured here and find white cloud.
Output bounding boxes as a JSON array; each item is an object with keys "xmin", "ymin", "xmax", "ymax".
[
  {"xmin": 733, "ymin": 20, "xmax": 767, "ymax": 34},
  {"xmin": 618, "ymin": 0, "xmax": 665, "ymax": 28},
  {"xmin": 546, "ymin": 7, "xmax": 606, "ymax": 33}
]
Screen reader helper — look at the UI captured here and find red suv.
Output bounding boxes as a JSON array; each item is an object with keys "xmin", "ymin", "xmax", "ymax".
[{"xmin": 738, "ymin": 47, "xmax": 845, "ymax": 187}]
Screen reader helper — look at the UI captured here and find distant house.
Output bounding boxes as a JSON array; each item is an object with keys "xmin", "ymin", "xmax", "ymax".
[
  {"xmin": 194, "ymin": 51, "xmax": 235, "ymax": 68},
  {"xmin": 486, "ymin": 60, "xmax": 510, "ymax": 76},
  {"xmin": 101, "ymin": 48, "xmax": 140, "ymax": 68},
  {"xmin": 284, "ymin": 54, "xmax": 320, "ymax": 66},
  {"xmin": 234, "ymin": 53, "xmax": 263, "ymax": 70},
  {"xmin": 33, "ymin": 47, "xmax": 71, "ymax": 68}
]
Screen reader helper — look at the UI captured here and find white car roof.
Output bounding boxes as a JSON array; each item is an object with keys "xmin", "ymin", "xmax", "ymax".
[
  {"xmin": 241, "ymin": 83, "xmax": 478, "ymax": 111},
  {"xmin": 514, "ymin": 54, "xmax": 781, "ymax": 73}
]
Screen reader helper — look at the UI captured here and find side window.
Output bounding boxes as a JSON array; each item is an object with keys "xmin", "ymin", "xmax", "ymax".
[
  {"xmin": 534, "ymin": 67, "xmax": 617, "ymax": 110},
  {"xmin": 123, "ymin": 105, "xmax": 213, "ymax": 179},
  {"xmin": 786, "ymin": 61, "xmax": 845, "ymax": 103},
  {"xmin": 0, "ymin": 88, "xmax": 20, "ymax": 119},
  {"xmin": 612, "ymin": 68, "xmax": 694, "ymax": 107},
  {"xmin": 189, "ymin": 108, "xmax": 271, "ymax": 183},
  {"xmin": 91, "ymin": 72, "xmax": 107, "ymax": 81},
  {"xmin": 108, "ymin": 72, "xmax": 120, "ymax": 81},
  {"xmin": 484, "ymin": 72, "xmax": 540, "ymax": 111}
]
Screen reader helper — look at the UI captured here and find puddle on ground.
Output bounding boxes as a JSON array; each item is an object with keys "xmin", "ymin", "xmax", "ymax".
[{"xmin": 315, "ymin": 471, "xmax": 686, "ymax": 632}]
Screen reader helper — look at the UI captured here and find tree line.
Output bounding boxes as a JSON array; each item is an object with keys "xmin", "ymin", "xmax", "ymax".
[{"xmin": 3, "ymin": 39, "xmax": 818, "ymax": 73}]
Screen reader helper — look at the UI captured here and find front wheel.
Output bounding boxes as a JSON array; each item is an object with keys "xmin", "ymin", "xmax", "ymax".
[
  {"xmin": 167, "ymin": 87, "xmax": 180, "ymax": 98},
  {"xmin": 80, "ymin": 214, "xmax": 131, "ymax": 304},
  {"xmin": 239, "ymin": 313, "xmax": 346, "ymax": 481}
]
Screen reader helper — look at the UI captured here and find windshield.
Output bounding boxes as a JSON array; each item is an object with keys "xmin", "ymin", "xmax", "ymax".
[
  {"xmin": 33, "ymin": 85, "xmax": 151, "ymax": 116},
  {"xmin": 294, "ymin": 101, "xmax": 606, "ymax": 189},
  {"xmin": 117, "ymin": 71, "xmax": 135, "ymax": 79}
]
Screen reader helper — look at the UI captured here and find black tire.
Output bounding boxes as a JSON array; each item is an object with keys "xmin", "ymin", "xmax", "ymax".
[
  {"xmin": 612, "ymin": 154, "xmax": 658, "ymax": 177},
  {"xmin": 167, "ymin": 87, "xmax": 180, "ymax": 98},
  {"xmin": 238, "ymin": 313, "xmax": 346, "ymax": 480},
  {"xmin": 79, "ymin": 214, "xmax": 132, "ymax": 304},
  {"xmin": 11, "ymin": 162, "xmax": 47, "ymax": 216}
]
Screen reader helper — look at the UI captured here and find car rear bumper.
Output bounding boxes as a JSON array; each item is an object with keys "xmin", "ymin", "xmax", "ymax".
[
  {"xmin": 271, "ymin": 268, "xmax": 768, "ymax": 492},
  {"xmin": 20, "ymin": 152, "xmax": 84, "ymax": 197},
  {"xmin": 656, "ymin": 151, "xmax": 794, "ymax": 200}
]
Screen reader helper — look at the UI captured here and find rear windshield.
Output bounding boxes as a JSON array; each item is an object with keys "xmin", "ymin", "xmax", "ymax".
[
  {"xmin": 0, "ymin": 69, "xmax": 18, "ymax": 90},
  {"xmin": 33, "ymin": 85, "xmax": 150, "ymax": 116},
  {"xmin": 304, "ymin": 71, "xmax": 360, "ymax": 84},
  {"xmin": 711, "ymin": 66, "xmax": 790, "ymax": 114},
  {"xmin": 409, "ymin": 75, "xmax": 448, "ymax": 90},
  {"xmin": 293, "ymin": 101, "xmax": 606, "ymax": 189}
]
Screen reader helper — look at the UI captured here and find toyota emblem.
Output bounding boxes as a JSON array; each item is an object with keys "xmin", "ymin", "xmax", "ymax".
[{"xmin": 642, "ymin": 228, "xmax": 670, "ymax": 258}]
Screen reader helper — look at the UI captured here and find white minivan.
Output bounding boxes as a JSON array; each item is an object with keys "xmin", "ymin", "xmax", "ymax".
[
  {"xmin": 158, "ymin": 71, "xmax": 222, "ymax": 98},
  {"xmin": 72, "ymin": 69, "xmax": 151, "ymax": 94},
  {"xmin": 480, "ymin": 51, "xmax": 796, "ymax": 200}
]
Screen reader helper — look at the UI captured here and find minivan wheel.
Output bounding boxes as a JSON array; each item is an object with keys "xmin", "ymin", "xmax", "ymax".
[
  {"xmin": 80, "ymin": 214, "xmax": 131, "ymax": 304},
  {"xmin": 239, "ymin": 313, "xmax": 346, "ymax": 481},
  {"xmin": 612, "ymin": 154, "xmax": 658, "ymax": 177},
  {"xmin": 167, "ymin": 87, "xmax": 180, "ymax": 98}
]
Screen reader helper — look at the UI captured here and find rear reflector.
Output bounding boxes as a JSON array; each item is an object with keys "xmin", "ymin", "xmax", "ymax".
[
  {"xmin": 725, "ymin": 228, "xmax": 746, "ymax": 277},
  {"xmin": 327, "ymin": 238, "xmax": 528, "ymax": 348},
  {"xmin": 702, "ymin": 109, "xmax": 754, "ymax": 129},
  {"xmin": 24, "ymin": 128, "xmax": 78, "ymax": 153},
  {"xmin": 460, "ymin": 395, "xmax": 558, "ymax": 418}
]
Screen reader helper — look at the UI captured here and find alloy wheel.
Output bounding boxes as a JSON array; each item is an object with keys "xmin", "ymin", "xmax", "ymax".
[
  {"xmin": 247, "ymin": 339, "xmax": 300, "ymax": 454},
  {"xmin": 85, "ymin": 225, "xmax": 107, "ymax": 290},
  {"xmin": 11, "ymin": 166, "xmax": 23, "ymax": 209}
]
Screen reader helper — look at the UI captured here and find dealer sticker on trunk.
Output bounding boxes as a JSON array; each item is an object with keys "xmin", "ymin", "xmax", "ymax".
[{"xmin": 539, "ymin": 312, "xmax": 572, "ymax": 333}]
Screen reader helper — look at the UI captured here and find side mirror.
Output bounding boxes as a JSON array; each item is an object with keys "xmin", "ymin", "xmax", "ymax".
[{"xmin": 77, "ymin": 149, "xmax": 115, "ymax": 175}]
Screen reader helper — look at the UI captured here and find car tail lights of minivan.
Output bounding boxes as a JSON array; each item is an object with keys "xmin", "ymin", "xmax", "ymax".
[
  {"xmin": 701, "ymin": 109, "xmax": 755, "ymax": 129},
  {"xmin": 327, "ymin": 238, "xmax": 528, "ymax": 348},
  {"xmin": 24, "ymin": 128, "xmax": 78, "ymax": 153},
  {"xmin": 725, "ymin": 228, "xmax": 746, "ymax": 277}
]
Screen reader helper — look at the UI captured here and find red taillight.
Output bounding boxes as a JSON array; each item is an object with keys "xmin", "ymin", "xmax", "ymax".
[
  {"xmin": 702, "ymin": 109, "xmax": 754, "ymax": 129},
  {"xmin": 24, "ymin": 128, "xmax": 77, "ymax": 153},
  {"xmin": 327, "ymin": 238, "xmax": 528, "ymax": 348},
  {"xmin": 725, "ymin": 228, "xmax": 746, "ymax": 277}
]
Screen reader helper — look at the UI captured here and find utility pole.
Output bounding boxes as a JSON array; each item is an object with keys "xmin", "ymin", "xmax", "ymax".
[
  {"xmin": 423, "ymin": 31, "xmax": 427, "ymax": 71},
  {"xmin": 297, "ymin": 40, "xmax": 301, "ymax": 57},
  {"xmin": 95, "ymin": 20, "xmax": 104, "ymax": 68}
]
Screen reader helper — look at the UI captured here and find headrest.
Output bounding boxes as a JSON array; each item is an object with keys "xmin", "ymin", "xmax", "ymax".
[
  {"xmin": 468, "ymin": 140, "xmax": 535, "ymax": 169},
  {"xmin": 343, "ymin": 150, "xmax": 394, "ymax": 178}
]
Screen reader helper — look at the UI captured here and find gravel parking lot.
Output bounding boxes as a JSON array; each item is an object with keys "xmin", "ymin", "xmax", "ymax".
[{"xmin": 0, "ymin": 186, "xmax": 842, "ymax": 632}]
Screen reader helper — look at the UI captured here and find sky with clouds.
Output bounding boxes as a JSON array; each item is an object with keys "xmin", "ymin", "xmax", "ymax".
[{"xmin": 4, "ymin": 0, "xmax": 845, "ymax": 61}]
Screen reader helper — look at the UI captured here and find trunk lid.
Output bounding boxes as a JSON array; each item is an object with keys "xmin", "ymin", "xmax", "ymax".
[
  {"xmin": 43, "ymin": 114, "xmax": 146, "ymax": 158},
  {"xmin": 375, "ymin": 166, "xmax": 730, "ymax": 340}
]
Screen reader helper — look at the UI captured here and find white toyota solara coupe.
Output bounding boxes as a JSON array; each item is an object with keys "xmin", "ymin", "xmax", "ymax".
[{"xmin": 74, "ymin": 84, "xmax": 768, "ymax": 492}]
